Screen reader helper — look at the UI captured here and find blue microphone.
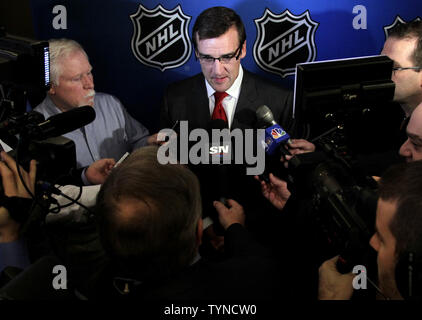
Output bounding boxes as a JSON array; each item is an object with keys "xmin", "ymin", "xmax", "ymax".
[{"xmin": 256, "ymin": 105, "xmax": 292, "ymax": 156}]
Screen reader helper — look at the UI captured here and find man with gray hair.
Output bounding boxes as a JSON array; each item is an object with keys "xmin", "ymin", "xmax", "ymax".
[{"xmin": 35, "ymin": 38, "xmax": 156, "ymax": 170}]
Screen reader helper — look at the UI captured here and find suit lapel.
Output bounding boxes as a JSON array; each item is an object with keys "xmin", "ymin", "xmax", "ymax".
[
  {"xmin": 190, "ymin": 74, "xmax": 211, "ymax": 129},
  {"xmin": 232, "ymin": 70, "xmax": 258, "ymax": 129}
]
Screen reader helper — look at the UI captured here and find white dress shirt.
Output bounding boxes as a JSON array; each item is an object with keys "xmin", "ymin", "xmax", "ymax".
[{"xmin": 205, "ymin": 65, "xmax": 244, "ymax": 129}]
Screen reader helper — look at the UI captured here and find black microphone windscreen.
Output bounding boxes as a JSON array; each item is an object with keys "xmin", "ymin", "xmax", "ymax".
[{"xmin": 38, "ymin": 106, "xmax": 96, "ymax": 139}]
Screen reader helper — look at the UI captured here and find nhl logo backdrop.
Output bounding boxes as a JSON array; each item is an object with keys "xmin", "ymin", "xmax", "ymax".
[
  {"xmin": 253, "ymin": 9, "xmax": 319, "ymax": 78},
  {"xmin": 130, "ymin": 4, "xmax": 192, "ymax": 71},
  {"xmin": 383, "ymin": 15, "xmax": 421, "ymax": 39}
]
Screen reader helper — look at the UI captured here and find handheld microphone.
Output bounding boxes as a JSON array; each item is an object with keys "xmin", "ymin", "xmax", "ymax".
[
  {"xmin": 207, "ymin": 119, "xmax": 231, "ymax": 205},
  {"xmin": 208, "ymin": 119, "xmax": 232, "ymax": 165},
  {"xmin": 204, "ymin": 119, "xmax": 232, "ymax": 235},
  {"xmin": 256, "ymin": 105, "xmax": 292, "ymax": 156},
  {"xmin": 29, "ymin": 106, "xmax": 96, "ymax": 140}
]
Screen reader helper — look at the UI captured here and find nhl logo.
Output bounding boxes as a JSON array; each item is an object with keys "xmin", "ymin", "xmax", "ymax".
[
  {"xmin": 130, "ymin": 5, "xmax": 192, "ymax": 71},
  {"xmin": 384, "ymin": 15, "xmax": 421, "ymax": 39},
  {"xmin": 253, "ymin": 9, "xmax": 319, "ymax": 78}
]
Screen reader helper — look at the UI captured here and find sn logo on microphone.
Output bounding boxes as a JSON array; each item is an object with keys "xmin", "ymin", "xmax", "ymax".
[{"xmin": 209, "ymin": 145, "xmax": 230, "ymax": 155}]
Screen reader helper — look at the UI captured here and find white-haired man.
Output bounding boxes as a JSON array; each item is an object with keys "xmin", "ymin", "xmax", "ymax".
[{"xmin": 35, "ymin": 38, "xmax": 157, "ymax": 170}]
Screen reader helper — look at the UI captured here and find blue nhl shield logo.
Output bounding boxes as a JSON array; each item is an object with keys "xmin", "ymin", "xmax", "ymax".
[
  {"xmin": 253, "ymin": 9, "xmax": 319, "ymax": 78},
  {"xmin": 384, "ymin": 15, "xmax": 421, "ymax": 39},
  {"xmin": 130, "ymin": 5, "xmax": 192, "ymax": 71}
]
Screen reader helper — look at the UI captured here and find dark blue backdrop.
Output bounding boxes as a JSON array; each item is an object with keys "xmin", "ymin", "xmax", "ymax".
[{"xmin": 28, "ymin": 0, "xmax": 422, "ymax": 132}]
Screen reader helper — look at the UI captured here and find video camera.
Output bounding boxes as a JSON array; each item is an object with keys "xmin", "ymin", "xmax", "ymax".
[
  {"xmin": 0, "ymin": 30, "xmax": 77, "ymax": 189},
  {"xmin": 290, "ymin": 55, "xmax": 397, "ymax": 273},
  {"xmin": 0, "ymin": 28, "xmax": 50, "ymax": 113}
]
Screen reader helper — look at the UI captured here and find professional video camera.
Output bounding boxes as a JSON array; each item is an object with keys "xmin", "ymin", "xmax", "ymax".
[
  {"xmin": 0, "ymin": 30, "xmax": 79, "ymax": 186},
  {"xmin": 290, "ymin": 55, "xmax": 397, "ymax": 274},
  {"xmin": 0, "ymin": 28, "xmax": 50, "ymax": 112}
]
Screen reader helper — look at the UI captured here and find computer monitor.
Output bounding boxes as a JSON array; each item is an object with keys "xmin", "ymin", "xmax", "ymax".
[{"xmin": 294, "ymin": 55, "xmax": 396, "ymax": 143}]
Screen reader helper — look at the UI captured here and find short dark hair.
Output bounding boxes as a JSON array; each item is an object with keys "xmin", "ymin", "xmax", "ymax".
[
  {"xmin": 192, "ymin": 6, "xmax": 246, "ymax": 51},
  {"xmin": 95, "ymin": 146, "xmax": 202, "ymax": 279},
  {"xmin": 378, "ymin": 160, "xmax": 422, "ymax": 256},
  {"xmin": 388, "ymin": 20, "xmax": 422, "ymax": 67}
]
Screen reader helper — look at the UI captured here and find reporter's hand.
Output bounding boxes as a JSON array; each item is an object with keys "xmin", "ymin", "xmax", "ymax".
[
  {"xmin": 254, "ymin": 173, "xmax": 290, "ymax": 211},
  {"xmin": 147, "ymin": 133, "xmax": 166, "ymax": 146},
  {"xmin": 318, "ymin": 255, "xmax": 355, "ymax": 300},
  {"xmin": 213, "ymin": 199, "xmax": 245, "ymax": 230},
  {"xmin": 85, "ymin": 158, "xmax": 115, "ymax": 185},
  {"xmin": 0, "ymin": 207, "xmax": 20, "ymax": 242},
  {"xmin": 372, "ymin": 176, "xmax": 381, "ymax": 183},
  {"xmin": 281, "ymin": 139, "xmax": 316, "ymax": 168},
  {"xmin": 0, "ymin": 151, "xmax": 36, "ymax": 198},
  {"xmin": 0, "ymin": 151, "xmax": 36, "ymax": 242},
  {"xmin": 203, "ymin": 224, "xmax": 225, "ymax": 252}
]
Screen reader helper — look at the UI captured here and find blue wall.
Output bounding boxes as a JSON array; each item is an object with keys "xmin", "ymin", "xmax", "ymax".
[{"xmin": 29, "ymin": 0, "xmax": 422, "ymax": 131}]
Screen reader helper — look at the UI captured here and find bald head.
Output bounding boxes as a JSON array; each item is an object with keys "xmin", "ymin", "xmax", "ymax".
[{"xmin": 95, "ymin": 146, "xmax": 203, "ymax": 278}]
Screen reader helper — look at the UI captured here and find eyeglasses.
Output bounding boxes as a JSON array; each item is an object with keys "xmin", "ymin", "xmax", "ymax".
[
  {"xmin": 196, "ymin": 44, "xmax": 243, "ymax": 65},
  {"xmin": 392, "ymin": 66, "xmax": 422, "ymax": 75}
]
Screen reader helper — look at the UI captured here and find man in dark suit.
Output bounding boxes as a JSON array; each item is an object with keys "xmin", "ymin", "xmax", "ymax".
[
  {"xmin": 160, "ymin": 7, "xmax": 306, "ymax": 246},
  {"xmin": 160, "ymin": 6, "xmax": 296, "ymax": 135}
]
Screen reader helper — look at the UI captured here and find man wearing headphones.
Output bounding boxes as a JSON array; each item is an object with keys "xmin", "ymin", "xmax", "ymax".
[{"xmin": 318, "ymin": 160, "xmax": 422, "ymax": 300}]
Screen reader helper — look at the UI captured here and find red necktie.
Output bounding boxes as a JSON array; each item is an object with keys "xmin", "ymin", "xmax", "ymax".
[{"xmin": 212, "ymin": 91, "xmax": 228, "ymax": 123}]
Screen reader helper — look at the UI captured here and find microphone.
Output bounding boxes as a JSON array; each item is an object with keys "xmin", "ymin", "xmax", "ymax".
[
  {"xmin": 207, "ymin": 119, "xmax": 231, "ymax": 205},
  {"xmin": 28, "ymin": 106, "xmax": 96, "ymax": 140},
  {"xmin": 208, "ymin": 119, "xmax": 232, "ymax": 165},
  {"xmin": 256, "ymin": 105, "xmax": 292, "ymax": 156},
  {"xmin": 203, "ymin": 119, "xmax": 232, "ymax": 235}
]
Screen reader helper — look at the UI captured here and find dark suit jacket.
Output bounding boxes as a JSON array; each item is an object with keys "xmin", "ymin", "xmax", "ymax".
[
  {"xmin": 88, "ymin": 223, "xmax": 283, "ymax": 301},
  {"xmin": 159, "ymin": 69, "xmax": 297, "ymax": 238},
  {"xmin": 160, "ymin": 69, "xmax": 295, "ymax": 133}
]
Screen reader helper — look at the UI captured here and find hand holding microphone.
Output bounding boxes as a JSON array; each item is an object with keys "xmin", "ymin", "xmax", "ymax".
[
  {"xmin": 318, "ymin": 255, "xmax": 355, "ymax": 300},
  {"xmin": 256, "ymin": 105, "xmax": 315, "ymax": 168},
  {"xmin": 282, "ymin": 139, "xmax": 316, "ymax": 168},
  {"xmin": 213, "ymin": 199, "xmax": 245, "ymax": 230},
  {"xmin": 256, "ymin": 105, "xmax": 292, "ymax": 157}
]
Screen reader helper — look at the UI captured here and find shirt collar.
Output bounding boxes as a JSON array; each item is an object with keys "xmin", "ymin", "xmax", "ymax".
[{"xmin": 205, "ymin": 64, "xmax": 244, "ymax": 99}]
